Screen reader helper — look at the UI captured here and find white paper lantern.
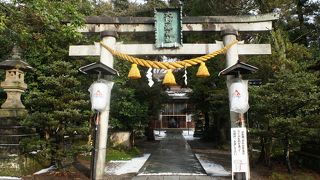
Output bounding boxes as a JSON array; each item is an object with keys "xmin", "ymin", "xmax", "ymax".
[
  {"xmin": 228, "ymin": 80, "xmax": 249, "ymax": 113},
  {"xmin": 88, "ymin": 81, "xmax": 113, "ymax": 112}
]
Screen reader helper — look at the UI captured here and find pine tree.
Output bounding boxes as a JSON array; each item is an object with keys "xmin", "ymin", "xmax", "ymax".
[{"xmin": 0, "ymin": 0, "xmax": 94, "ymax": 168}]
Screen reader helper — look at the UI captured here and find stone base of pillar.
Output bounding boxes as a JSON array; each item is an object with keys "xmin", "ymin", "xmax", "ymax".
[
  {"xmin": 0, "ymin": 109, "xmax": 27, "ymax": 118},
  {"xmin": 0, "ymin": 89, "xmax": 26, "ymax": 109}
]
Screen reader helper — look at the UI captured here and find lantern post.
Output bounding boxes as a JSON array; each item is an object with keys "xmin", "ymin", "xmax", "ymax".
[
  {"xmin": 219, "ymin": 60, "xmax": 258, "ymax": 180},
  {"xmin": 79, "ymin": 61, "xmax": 118, "ymax": 180}
]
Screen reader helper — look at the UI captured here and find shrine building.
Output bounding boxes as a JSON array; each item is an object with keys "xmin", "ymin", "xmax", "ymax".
[{"xmin": 156, "ymin": 86, "xmax": 195, "ymax": 129}]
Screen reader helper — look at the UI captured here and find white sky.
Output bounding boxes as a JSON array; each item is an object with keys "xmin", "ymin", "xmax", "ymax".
[
  {"xmin": 129, "ymin": 0, "xmax": 146, "ymax": 4},
  {"xmin": 128, "ymin": 0, "xmax": 170, "ymax": 4}
]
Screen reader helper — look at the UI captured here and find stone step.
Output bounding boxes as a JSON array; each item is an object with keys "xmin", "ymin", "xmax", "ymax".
[
  {"xmin": 0, "ymin": 145, "xmax": 20, "ymax": 158},
  {"xmin": 0, "ymin": 116, "xmax": 34, "ymax": 157},
  {"xmin": 0, "ymin": 134, "xmax": 36, "ymax": 144},
  {"xmin": 0, "ymin": 126, "xmax": 32, "ymax": 135},
  {"xmin": 0, "ymin": 118, "xmax": 21, "ymax": 126}
]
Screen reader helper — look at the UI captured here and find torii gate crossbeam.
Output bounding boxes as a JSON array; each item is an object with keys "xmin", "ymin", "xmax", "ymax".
[{"xmin": 75, "ymin": 13, "xmax": 279, "ymax": 32}]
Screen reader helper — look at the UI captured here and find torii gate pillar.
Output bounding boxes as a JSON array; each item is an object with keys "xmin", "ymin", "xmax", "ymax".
[
  {"xmin": 94, "ymin": 31, "xmax": 117, "ymax": 180},
  {"xmin": 222, "ymin": 29, "xmax": 239, "ymax": 128},
  {"xmin": 222, "ymin": 29, "xmax": 250, "ymax": 180}
]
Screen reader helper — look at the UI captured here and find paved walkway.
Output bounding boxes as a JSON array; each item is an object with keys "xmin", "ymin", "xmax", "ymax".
[
  {"xmin": 132, "ymin": 129, "xmax": 218, "ymax": 180},
  {"xmin": 132, "ymin": 175, "xmax": 226, "ymax": 180}
]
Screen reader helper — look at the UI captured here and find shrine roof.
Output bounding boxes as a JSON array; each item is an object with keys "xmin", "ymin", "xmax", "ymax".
[
  {"xmin": 0, "ymin": 46, "xmax": 33, "ymax": 71},
  {"xmin": 0, "ymin": 60, "xmax": 33, "ymax": 72},
  {"xmin": 79, "ymin": 62, "xmax": 118, "ymax": 76},
  {"xmin": 219, "ymin": 61, "xmax": 258, "ymax": 76}
]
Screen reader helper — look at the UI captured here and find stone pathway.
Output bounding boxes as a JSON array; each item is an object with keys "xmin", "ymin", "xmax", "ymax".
[
  {"xmin": 132, "ymin": 175, "xmax": 227, "ymax": 180},
  {"xmin": 134, "ymin": 129, "xmax": 206, "ymax": 179}
]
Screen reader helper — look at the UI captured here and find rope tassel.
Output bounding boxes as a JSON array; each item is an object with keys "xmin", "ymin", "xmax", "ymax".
[
  {"xmin": 163, "ymin": 69, "xmax": 176, "ymax": 86},
  {"xmin": 128, "ymin": 64, "xmax": 141, "ymax": 79},
  {"xmin": 196, "ymin": 62, "xmax": 210, "ymax": 78}
]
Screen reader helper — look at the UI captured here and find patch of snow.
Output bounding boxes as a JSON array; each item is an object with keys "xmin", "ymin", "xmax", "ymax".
[
  {"xmin": 153, "ymin": 130, "xmax": 166, "ymax": 140},
  {"xmin": 249, "ymin": 9, "xmax": 260, "ymax": 15},
  {"xmin": 195, "ymin": 154, "xmax": 231, "ymax": 177},
  {"xmin": 154, "ymin": 130, "xmax": 200, "ymax": 141},
  {"xmin": 29, "ymin": 150, "xmax": 41, "ymax": 155},
  {"xmin": 0, "ymin": 177, "xmax": 21, "ymax": 180},
  {"xmin": 128, "ymin": 0, "xmax": 147, "ymax": 4},
  {"xmin": 307, "ymin": 15, "xmax": 316, "ymax": 24},
  {"xmin": 8, "ymin": 154, "xmax": 18, "ymax": 157},
  {"xmin": 33, "ymin": 165, "xmax": 56, "ymax": 175},
  {"xmin": 273, "ymin": 8, "xmax": 282, "ymax": 14},
  {"xmin": 183, "ymin": 129, "xmax": 194, "ymax": 136},
  {"xmin": 182, "ymin": 130, "xmax": 200, "ymax": 141},
  {"xmin": 105, "ymin": 154, "xmax": 150, "ymax": 175},
  {"xmin": 168, "ymin": 92, "xmax": 187, "ymax": 97}
]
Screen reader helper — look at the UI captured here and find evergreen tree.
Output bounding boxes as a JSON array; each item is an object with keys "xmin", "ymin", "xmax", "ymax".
[
  {"xmin": 249, "ymin": 28, "xmax": 319, "ymax": 173},
  {"xmin": 0, "ymin": 0, "xmax": 94, "ymax": 168}
]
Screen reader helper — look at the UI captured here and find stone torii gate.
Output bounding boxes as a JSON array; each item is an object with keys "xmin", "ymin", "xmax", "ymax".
[{"xmin": 69, "ymin": 13, "xmax": 278, "ymax": 180}]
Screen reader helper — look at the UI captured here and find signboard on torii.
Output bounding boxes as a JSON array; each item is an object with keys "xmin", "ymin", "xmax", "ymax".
[
  {"xmin": 69, "ymin": 12, "xmax": 279, "ymax": 180},
  {"xmin": 154, "ymin": 8, "xmax": 183, "ymax": 48}
]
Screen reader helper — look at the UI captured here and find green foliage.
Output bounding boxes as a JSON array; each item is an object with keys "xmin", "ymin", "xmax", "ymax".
[
  {"xmin": 251, "ymin": 70, "xmax": 319, "ymax": 141},
  {"xmin": 0, "ymin": 14, "xmax": 7, "ymax": 32},
  {"xmin": 271, "ymin": 172, "xmax": 316, "ymax": 180},
  {"xmin": 0, "ymin": 0, "xmax": 95, "ymax": 169},
  {"xmin": 0, "ymin": 154, "xmax": 50, "ymax": 176},
  {"xmin": 188, "ymin": 55, "xmax": 230, "ymax": 142},
  {"xmin": 110, "ymin": 86, "xmax": 149, "ymax": 131},
  {"xmin": 110, "ymin": 58, "xmax": 167, "ymax": 138},
  {"xmin": 112, "ymin": 0, "xmax": 130, "ymax": 10},
  {"xmin": 106, "ymin": 147, "xmax": 140, "ymax": 161},
  {"xmin": 93, "ymin": 0, "xmax": 168, "ymax": 17},
  {"xmin": 184, "ymin": 0, "xmax": 256, "ymax": 16},
  {"xmin": 248, "ymin": 13, "xmax": 320, "ymax": 171}
]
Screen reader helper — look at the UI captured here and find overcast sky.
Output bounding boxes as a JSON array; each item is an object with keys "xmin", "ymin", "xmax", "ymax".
[{"xmin": 129, "ymin": 0, "xmax": 146, "ymax": 4}]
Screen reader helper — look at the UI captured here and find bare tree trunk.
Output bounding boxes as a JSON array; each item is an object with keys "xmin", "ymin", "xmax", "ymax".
[
  {"xmin": 218, "ymin": 118, "xmax": 227, "ymax": 144},
  {"xmin": 204, "ymin": 112, "xmax": 210, "ymax": 132},
  {"xmin": 257, "ymin": 133, "xmax": 272, "ymax": 168},
  {"xmin": 297, "ymin": 0, "xmax": 304, "ymax": 28},
  {"xmin": 265, "ymin": 136, "xmax": 272, "ymax": 167},
  {"xmin": 88, "ymin": 117, "xmax": 93, "ymax": 145},
  {"xmin": 257, "ymin": 137, "xmax": 265, "ymax": 163},
  {"xmin": 131, "ymin": 130, "xmax": 135, "ymax": 147},
  {"xmin": 219, "ymin": 128, "xmax": 227, "ymax": 144},
  {"xmin": 284, "ymin": 134, "xmax": 293, "ymax": 173},
  {"xmin": 147, "ymin": 119, "xmax": 155, "ymax": 141}
]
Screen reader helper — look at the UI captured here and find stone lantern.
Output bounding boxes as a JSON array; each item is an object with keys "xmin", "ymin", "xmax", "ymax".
[{"xmin": 0, "ymin": 46, "xmax": 32, "ymax": 117}]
